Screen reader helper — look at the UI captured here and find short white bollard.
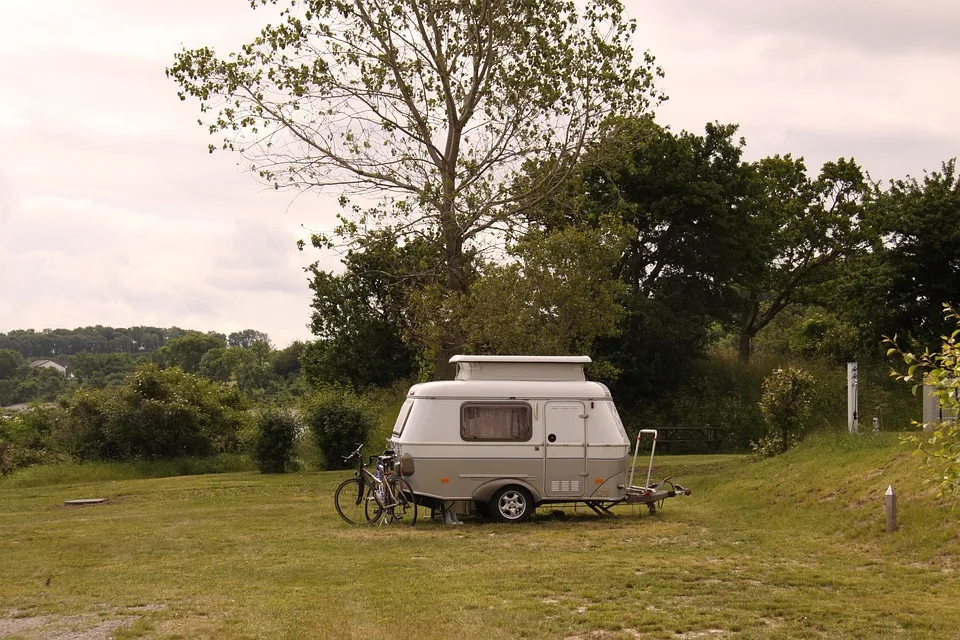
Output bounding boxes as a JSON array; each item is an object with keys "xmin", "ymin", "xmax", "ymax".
[{"xmin": 885, "ymin": 485, "xmax": 898, "ymax": 533}]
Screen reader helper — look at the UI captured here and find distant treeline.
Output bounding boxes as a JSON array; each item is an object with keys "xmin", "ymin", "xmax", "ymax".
[{"xmin": 0, "ymin": 327, "xmax": 264, "ymax": 361}]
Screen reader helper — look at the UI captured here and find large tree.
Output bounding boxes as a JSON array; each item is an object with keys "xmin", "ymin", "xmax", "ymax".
[
  {"xmin": 168, "ymin": 0, "xmax": 663, "ymax": 377},
  {"xmin": 303, "ymin": 230, "xmax": 430, "ymax": 387},
  {"xmin": 837, "ymin": 159, "xmax": 960, "ymax": 349},
  {"xmin": 525, "ymin": 119, "xmax": 759, "ymax": 397},
  {"xmin": 733, "ymin": 156, "xmax": 869, "ymax": 361}
]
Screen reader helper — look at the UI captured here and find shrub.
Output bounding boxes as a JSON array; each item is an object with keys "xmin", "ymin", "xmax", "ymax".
[
  {"xmin": 301, "ymin": 388, "xmax": 374, "ymax": 469},
  {"xmin": 0, "ymin": 404, "xmax": 65, "ymax": 474},
  {"xmin": 754, "ymin": 367, "xmax": 815, "ymax": 456},
  {"xmin": 887, "ymin": 304, "xmax": 960, "ymax": 500},
  {"xmin": 54, "ymin": 364, "xmax": 247, "ymax": 460},
  {"xmin": 252, "ymin": 407, "xmax": 299, "ymax": 473}
]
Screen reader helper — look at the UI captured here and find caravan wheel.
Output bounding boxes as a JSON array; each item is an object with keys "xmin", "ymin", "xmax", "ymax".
[{"xmin": 491, "ymin": 486, "xmax": 533, "ymax": 523}]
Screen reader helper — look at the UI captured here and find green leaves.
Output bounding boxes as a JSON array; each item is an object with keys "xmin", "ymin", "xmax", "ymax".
[
  {"xmin": 754, "ymin": 367, "xmax": 815, "ymax": 457},
  {"xmin": 891, "ymin": 304, "xmax": 960, "ymax": 500},
  {"xmin": 169, "ymin": 1, "xmax": 664, "ymax": 376}
]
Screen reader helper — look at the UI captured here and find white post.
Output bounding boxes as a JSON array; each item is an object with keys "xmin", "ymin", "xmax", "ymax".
[
  {"xmin": 885, "ymin": 485, "xmax": 898, "ymax": 532},
  {"xmin": 847, "ymin": 362, "xmax": 859, "ymax": 434}
]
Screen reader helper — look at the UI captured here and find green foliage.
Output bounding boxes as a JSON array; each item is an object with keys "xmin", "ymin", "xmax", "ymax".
[
  {"xmin": 54, "ymin": 364, "xmax": 247, "ymax": 461},
  {"xmin": 169, "ymin": 0, "xmax": 664, "ymax": 378},
  {"xmin": 841, "ymin": 160, "xmax": 960, "ymax": 351},
  {"xmin": 887, "ymin": 304, "xmax": 960, "ymax": 500},
  {"xmin": 749, "ymin": 304, "xmax": 867, "ymax": 364},
  {"xmin": 304, "ymin": 232, "xmax": 429, "ymax": 387},
  {"xmin": 270, "ymin": 341, "xmax": 304, "ymax": 378},
  {"xmin": 300, "ymin": 388, "xmax": 374, "ymax": 470},
  {"xmin": 525, "ymin": 119, "xmax": 763, "ymax": 398},
  {"xmin": 0, "ymin": 364, "xmax": 73, "ymax": 406},
  {"xmin": 197, "ymin": 344, "xmax": 277, "ymax": 395},
  {"xmin": 228, "ymin": 329, "xmax": 271, "ymax": 349},
  {"xmin": 733, "ymin": 156, "xmax": 869, "ymax": 361},
  {"xmin": 251, "ymin": 407, "xmax": 299, "ymax": 474},
  {"xmin": 160, "ymin": 332, "xmax": 227, "ymax": 374},
  {"xmin": 69, "ymin": 352, "xmax": 136, "ymax": 388},
  {"xmin": 0, "ymin": 404, "xmax": 64, "ymax": 474},
  {"xmin": 0, "ymin": 325, "xmax": 186, "ymax": 359},
  {"xmin": 407, "ymin": 220, "xmax": 629, "ymax": 372},
  {"xmin": 0, "ymin": 349, "xmax": 24, "ymax": 380},
  {"xmin": 233, "ymin": 340, "xmax": 275, "ymax": 394},
  {"xmin": 198, "ymin": 347, "xmax": 233, "ymax": 382},
  {"xmin": 754, "ymin": 367, "xmax": 816, "ymax": 456},
  {"xmin": 663, "ymin": 355, "xmax": 766, "ymax": 451}
]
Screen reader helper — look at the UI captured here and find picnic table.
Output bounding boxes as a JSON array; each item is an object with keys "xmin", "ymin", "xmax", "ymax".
[{"xmin": 656, "ymin": 426, "xmax": 721, "ymax": 453}]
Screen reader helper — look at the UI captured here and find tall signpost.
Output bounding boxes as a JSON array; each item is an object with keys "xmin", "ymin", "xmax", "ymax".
[{"xmin": 847, "ymin": 362, "xmax": 859, "ymax": 434}]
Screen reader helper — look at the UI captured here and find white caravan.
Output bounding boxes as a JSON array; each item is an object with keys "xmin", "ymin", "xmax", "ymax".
[{"xmin": 388, "ymin": 355, "xmax": 689, "ymax": 522}]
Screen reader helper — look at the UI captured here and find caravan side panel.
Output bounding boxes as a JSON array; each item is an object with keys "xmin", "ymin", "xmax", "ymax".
[{"xmin": 391, "ymin": 398, "xmax": 546, "ymax": 501}]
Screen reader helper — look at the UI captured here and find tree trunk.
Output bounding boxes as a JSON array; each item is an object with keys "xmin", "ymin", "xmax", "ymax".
[
  {"xmin": 432, "ymin": 199, "xmax": 468, "ymax": 381},
  {"xmin": 738, "ymin": 295, "xmax": 760, "ymax": 363},
  {"xmin": 434, "ymin": 344, "xmax": 459, "ymax": 381},
  {"xmin": 737, "ymin": 329, "xmax": 753, "ymax": 363}
]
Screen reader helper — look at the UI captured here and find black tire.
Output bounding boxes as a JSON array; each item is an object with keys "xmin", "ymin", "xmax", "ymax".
[
  {"xmin": 490, "ymin": 486, "xmax": 534, "ymax": 523},
  {"xmin": 334, "ymin": 478, "xmax": 378, "ymax": 525},
  {"xmin": 387, "ymin": 477, "xmax": 417, "ymax": 526}
]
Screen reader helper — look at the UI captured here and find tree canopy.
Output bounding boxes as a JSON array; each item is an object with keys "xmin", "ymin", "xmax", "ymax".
[
  {"xmin": 733, "ymin": 156, "xmax": 869, "ymax": 361},
  {"xmin": 168, "ymin": 0, "xmax": 664, "ymax": 377},
  {"xmin": 838, "ymin": 160, "xmax": 960, "ymax": 350}
]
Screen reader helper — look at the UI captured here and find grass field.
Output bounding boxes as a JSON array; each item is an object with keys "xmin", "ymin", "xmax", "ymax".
[{"xmin": 1, "ymin": 433, "xmax": 958, "ymax": 639}]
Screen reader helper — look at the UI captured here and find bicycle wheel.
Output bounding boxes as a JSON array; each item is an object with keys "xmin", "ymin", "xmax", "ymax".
[
  {"xmin": 387, "ymin": 477, "xmax": 417, "ymax": 526},
  {"xmin": 334, "ymin": 478, "xmax": 378, "ymax": 525}
]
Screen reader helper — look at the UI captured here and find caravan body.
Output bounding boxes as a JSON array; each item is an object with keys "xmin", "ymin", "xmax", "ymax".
[{"xmin": 388, "ymin": 356, "xmax": 632, "ymax": 520}]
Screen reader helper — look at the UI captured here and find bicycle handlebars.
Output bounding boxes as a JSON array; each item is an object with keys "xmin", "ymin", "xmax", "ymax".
[{"xmin": 343, "ymin": 443, "xmax": 365, "ymax": 461}]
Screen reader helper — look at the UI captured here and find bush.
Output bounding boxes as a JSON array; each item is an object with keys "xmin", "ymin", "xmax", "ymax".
[
  {"xmin": 252, "ymin": 407, "xmax": 299, "ymax": 473},
  {"xmin": 54, "ymin": 364, "xmax": 247, "ymax": 461},
  {"xmin": 0, "ymin": 404, "xmax": 65, "ymax": 474},
  {"xmin": 301, "ymin": 388, "xmax": 374, "ymax": 469},
  {"xmin": 754, "ymin": 367, "xmax": 815, "ymax": 456},
  {"xmin": 887, "ymin": 305, "xmax": 960, "ymax": 500}
]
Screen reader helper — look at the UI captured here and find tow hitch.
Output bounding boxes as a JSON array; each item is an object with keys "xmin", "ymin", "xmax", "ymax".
[{"xmin": 623, "ymin": 429, "xmax": 692, "ymax": 514}]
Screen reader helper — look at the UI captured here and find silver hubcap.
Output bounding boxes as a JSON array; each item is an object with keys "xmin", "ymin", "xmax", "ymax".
[{"xmin": 498, "ymin": 490, "xmax": 527, "ymax": 519}]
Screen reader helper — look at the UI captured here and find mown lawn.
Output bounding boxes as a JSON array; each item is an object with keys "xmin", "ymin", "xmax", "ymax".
[{"xmin": 1, "ymin": 434, "xmax": 958, "ymax": 639}]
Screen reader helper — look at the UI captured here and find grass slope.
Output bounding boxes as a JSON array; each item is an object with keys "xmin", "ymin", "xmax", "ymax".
[{"xmin": 0, "ymin": 434, "xmax": 957, "ymax": 639}]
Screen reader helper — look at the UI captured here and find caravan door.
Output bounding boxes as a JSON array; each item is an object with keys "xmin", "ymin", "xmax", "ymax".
[{"xmin": 544, "ymin": 401, "xmax": 586, "ymax": 497}]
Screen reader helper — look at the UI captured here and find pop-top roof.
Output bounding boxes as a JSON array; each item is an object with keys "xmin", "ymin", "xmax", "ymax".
[{"xmin": 449, "ymin": 355, "xmax": 591, "ymax": 381}]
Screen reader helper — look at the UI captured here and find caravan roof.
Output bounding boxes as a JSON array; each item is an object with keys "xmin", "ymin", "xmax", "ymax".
[
  {"xmin": 407, "ymin": 379, "xmax": 612, "ymax": 400},
  {"xmin": 450, "ymin": 355, "xmax": 592, "ymax": 382}
]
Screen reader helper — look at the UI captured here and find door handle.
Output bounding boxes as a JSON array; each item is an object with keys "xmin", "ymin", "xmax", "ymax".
[{"xmin": 547, "ymin": 433, "xmax": 557, "ymax": 443}]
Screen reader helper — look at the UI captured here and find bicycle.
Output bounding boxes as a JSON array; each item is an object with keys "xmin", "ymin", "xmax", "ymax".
[{"xmin": 333, "ymin": 444, "xmax": 417, "ymax": 526}]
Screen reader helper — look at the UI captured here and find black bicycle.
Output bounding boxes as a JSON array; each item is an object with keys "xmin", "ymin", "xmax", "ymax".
[{"xmin": 333, "ymin": 444, "xmax": 417, "ymax": 526}]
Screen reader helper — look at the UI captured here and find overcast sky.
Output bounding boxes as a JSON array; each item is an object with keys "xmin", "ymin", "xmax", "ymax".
[{"xmin": 1, "ymin": 1, "xmax": 957, "ymax": 347}]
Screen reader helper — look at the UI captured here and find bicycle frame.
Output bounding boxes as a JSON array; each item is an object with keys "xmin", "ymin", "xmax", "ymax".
[{"xmin": 344, "ymin": 445, "xmax": 402, "ymax": 521}]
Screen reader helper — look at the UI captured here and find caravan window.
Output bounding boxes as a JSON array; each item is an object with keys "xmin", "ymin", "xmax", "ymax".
[
  {"xmin": 460, "ymin": 403, "xmax": 532, "ymax": 441},
  {"xmin": 392, "ymin": 399, "xmax": 414, "ymax": 436}
]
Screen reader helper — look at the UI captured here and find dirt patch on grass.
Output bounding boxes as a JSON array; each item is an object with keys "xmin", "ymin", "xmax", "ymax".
[
  {"xmin": 0, "ymin": 613, "xmax": 134, "ymax": 639},
  {"xmin": 565, "ymin": 630, "xmax": 643, "ymax": 639},
  {"xmin": 0, "ymin": 605, "xmax": 165, "ymax": 640}
]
